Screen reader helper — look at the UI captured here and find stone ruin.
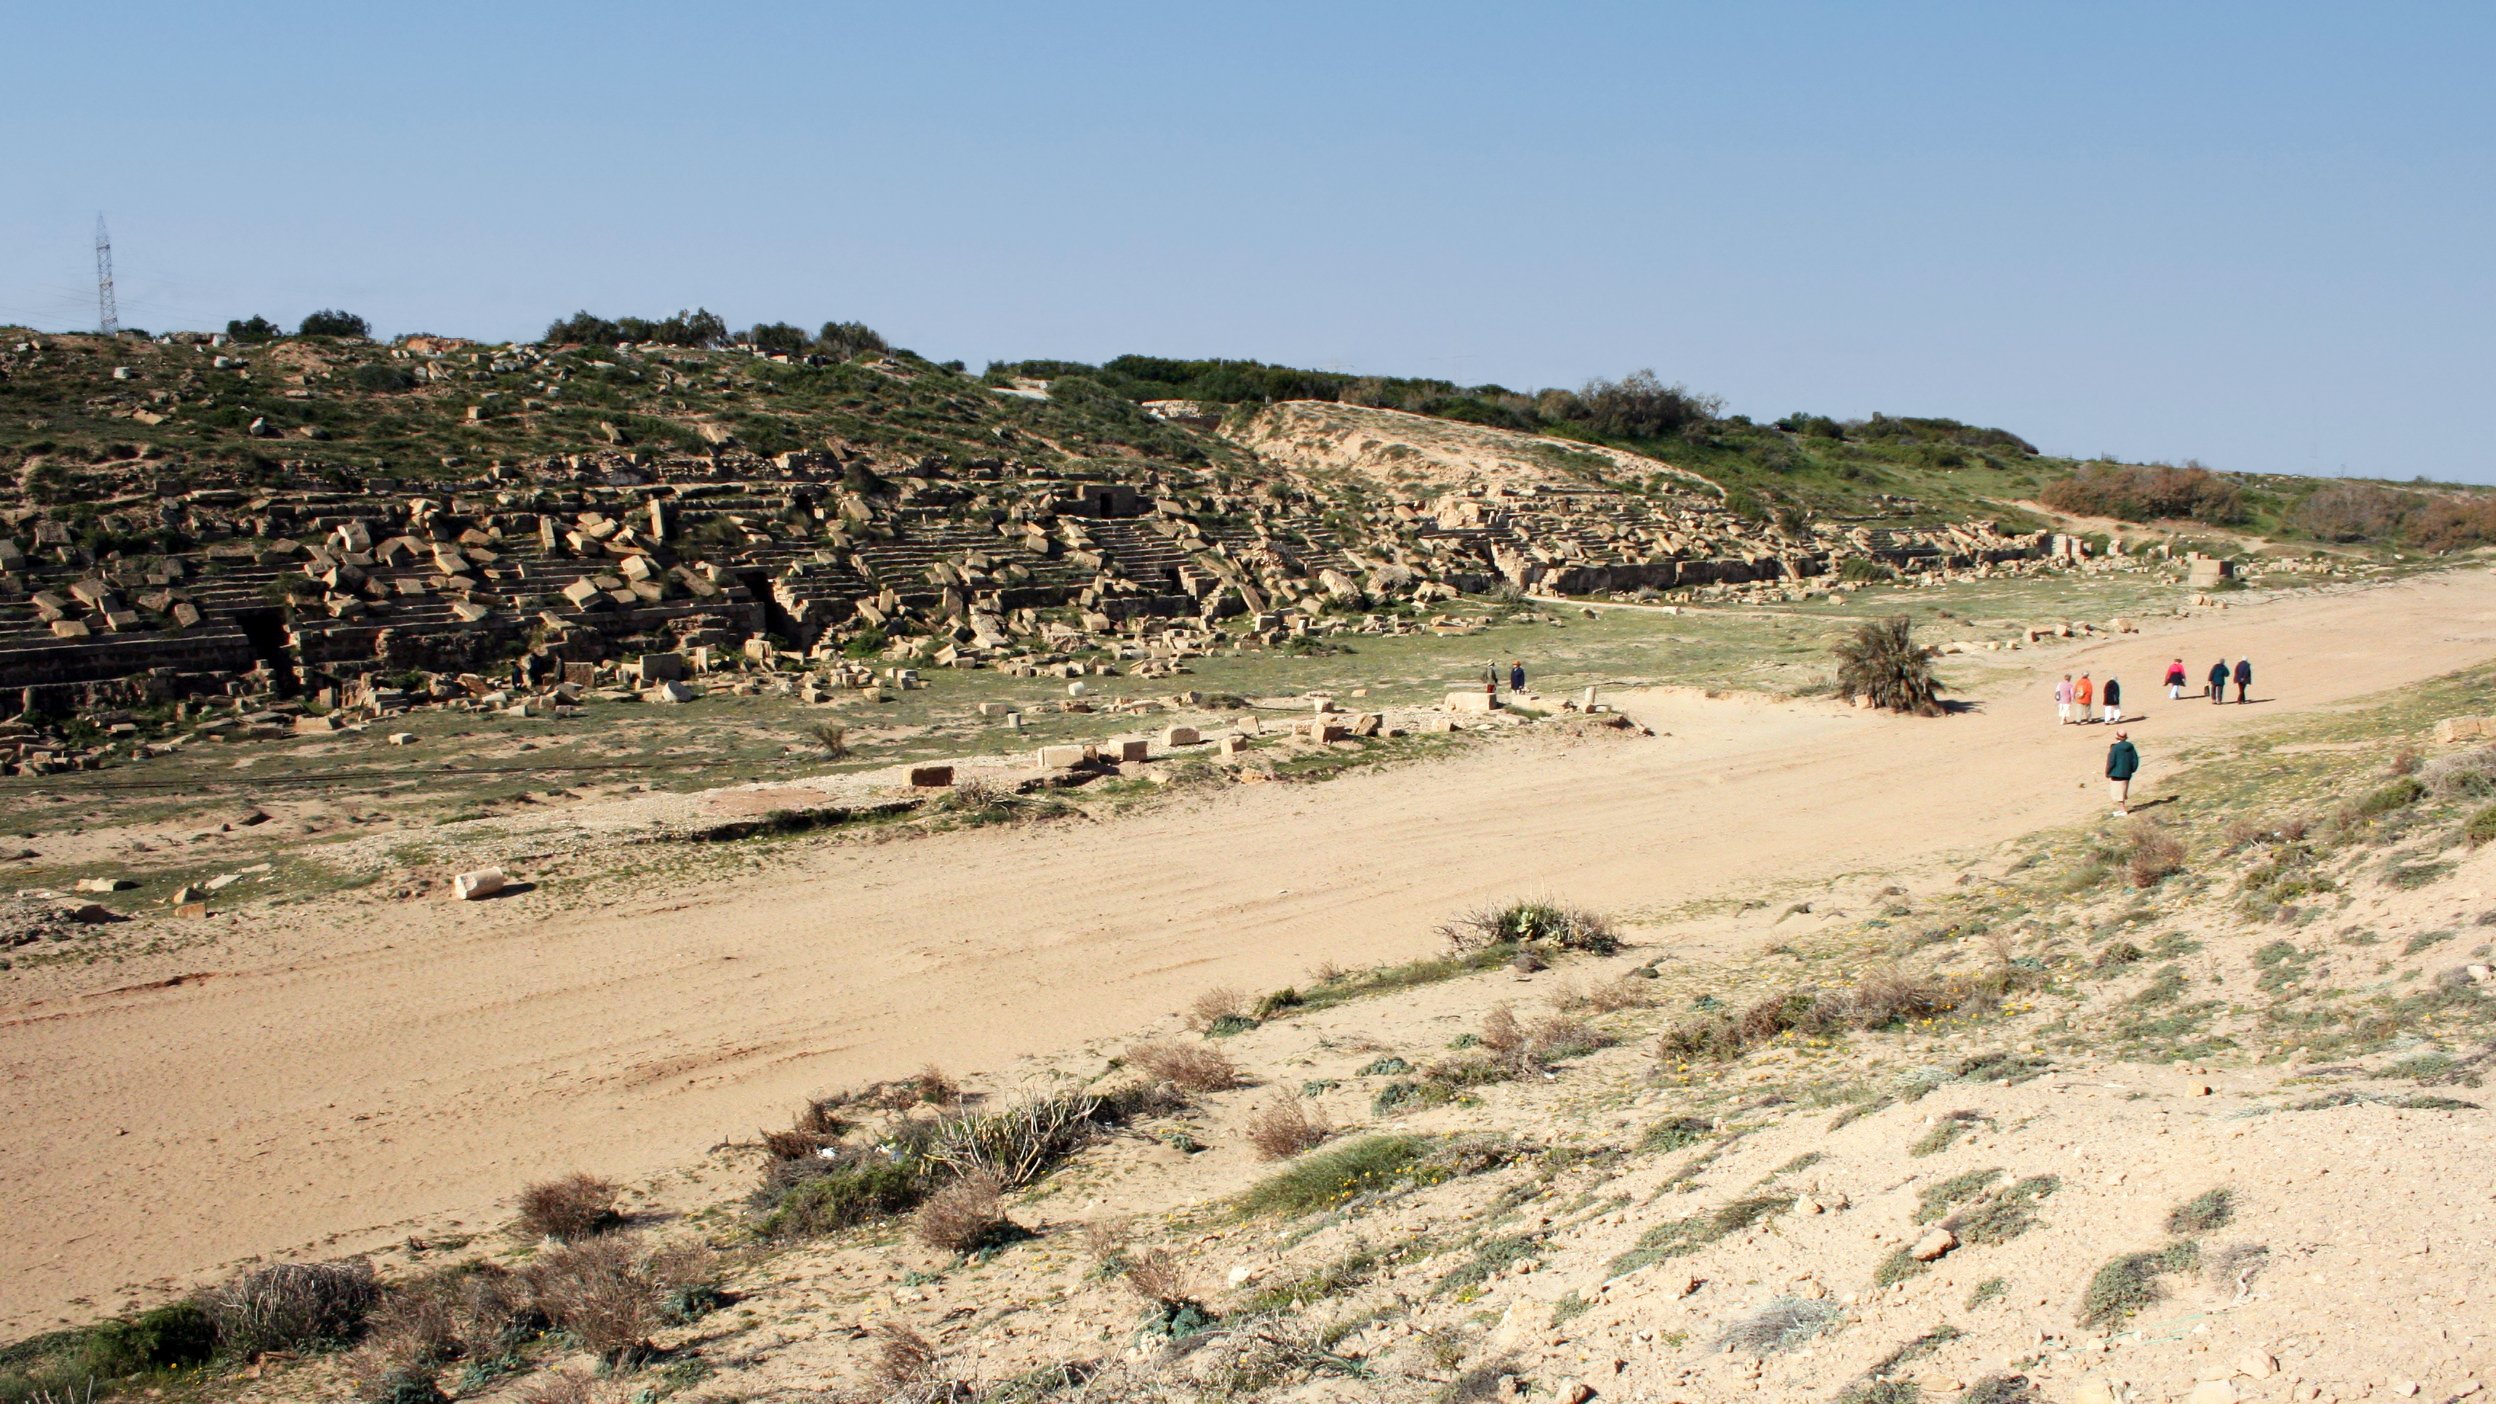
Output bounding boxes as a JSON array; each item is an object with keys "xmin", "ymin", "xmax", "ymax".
[{"xmin": 0, "ymin": 410, "xmax": 2049, "ymax": 773}]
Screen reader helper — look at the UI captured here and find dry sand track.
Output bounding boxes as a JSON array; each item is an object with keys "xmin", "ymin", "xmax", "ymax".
[{"xmin": 7, "ymin": 570, "xmax": 2496, "ymax": 1333}]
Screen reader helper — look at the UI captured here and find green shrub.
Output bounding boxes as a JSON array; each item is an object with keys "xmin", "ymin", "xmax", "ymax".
[
  {"xmin": 2165, "ymin": 1188, "xmax": 2234, "ymax": 1235},
  {"xmin": 2078, "ymin": 1241, "xmax": 2199, "ymax": 1327},
  {"xmin": 2465, "ymin": 805, "xmax": 2496, "ymax": 846},
  {"xmin": 298, "ymin": 309, "xmax": 370, "ymax": 339},
  {"xmin": 1948, "ymin": 1175, "xmax": 2060, "ymax": 1245},
  {"xmin": 77, "ymin": 1300, "xmax": 215, "ymax": 1377},
  {"xmin": 756, "ymin": 1160, "xmax": 924, "ymax": 1238},
  {"xmin": 1439, "ymin": 900, "xmax": 1618, "ymax": 955},
  {"xmin": 1640, "ymin": 1116, "xmax": 1713, "ymax": 1153},
  {"xmin": 1915, "ymin": 1168, "xmax": 2003, "ymax": 1223},
  {"xmin": 2353, "ymin": 777, "xmax": 2426, "ymax": 819},
  {"xmin": 1834, "ymin": 616, "xmax": 1943, "ymax": 715}
]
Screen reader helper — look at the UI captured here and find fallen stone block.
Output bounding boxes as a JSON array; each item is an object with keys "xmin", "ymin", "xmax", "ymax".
[
  {"xmin": 1162, "ymin": 725, "xmax": 1201, "ymax": 747},
  {"xmin": 74, "ymin": 877, "xmax": 135, "ymax": 893},
  {"xmin": 1218, "ymin": 734, "xmax": 1250, "ymax": 755},
  {"xmin": 909, "ymin": 765, "xmax": 955, "ymax": 787},
  {"xmin": 1036, "ymin": 744, "xmax": 1090, "ymax": 769},
  {"xmin": 2434, "ymin": 716, "xmax": 2496, "ymax": 744},
  {"xmin": 1118, "ymin": 739, "xmax": 1150, "ymax": 763},
  {"xmin": 172, "ymin": 901, "xmax": 210, "ymax": 920},
  {"xmin": 452, "ymin": 869, "xmax": 506, "ymax": 901},
  {"xmin": 1351, "ymin": 713, "xmax": 1382, "ymax": 737},
  {"xmin": 1445, "ymin": 690, "xmax": 1497, "ymax": 714},
  {"xmin": 644, "ymin": 680, "xmax": 698, "ymax": 704}
]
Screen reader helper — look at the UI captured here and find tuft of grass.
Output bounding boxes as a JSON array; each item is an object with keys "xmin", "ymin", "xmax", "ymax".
[
  {"xmin": 2165, "ymin": 1188, "xmax": 2235, "ymax": 1235},
  {"xmin": 2078, "ymin": 1240, "xmax": 2200, "ymax": 1328},
  {"xmin": 1834, "ymin": 1383, "xmax": 1921, "ymax": 1404},
  {"xmin": 914, "ymin": 1171, "xmax": 1023, "ymax": 1256},
  {"xmin": 1606, "ymin": 1194, "xmax": 1793, "ymax": 1277},
  {"xmin": 1715, "ymin": 1297, "xmax": 1841, "ymax": 1354},
  {"xmin": 1640, "ymin": 1116, "xmax": 1713, "ymax": 1153},
  {"xmin": 1965, "ymin": 1277, "xmax": 2009, "ymax": 1310},
  {"xmin": 1240, "ymin": 1246, "xmax": 1381, "ymax": 1314},
  {"xmin": 522, "ymin": 1235, "xmax": 717, "ymax": 1366},
  {"xmin": 1235, "ymin": 1134, "xmax": 1510, "ymax": 1218},
  {"xmin": 515, "ymin": 1174, "xmax": 622, "ymax": 1242},
  {"xmin": 1279, "ymin": 944, "xmax": 1521, "ymax": 1018},
  {"xmin": 1243, "ymin": 1096, "xmax": 1332, "ymax": 1160},
  {"xmin": 2126, "ymin": 822, "xmax": 2186, "ymax": 888},
  {"xmin": 1947, "ymin": 1176, "xmax": 2060, "ymax": 1246},
  {"xmin": 1963, "ymin": 1376, "xmax": 2039, "ymax": 1404},
  {"xmin": 1125, "ymin": 1040, "xmax": 1240, "ymax": 1093},
  {"xmin": 802, "ymin": 721, "xmax": 850, "ymax": 759},
  {"xmin": 1186, "ymin": 986, "xmax": 1250, "ymax": 1033},
  {"xmin": 1909, "ymin": 1110, "xmax": 1985, "ymax": 1157},
  {"xmin": 1915, "ymin": 1168, "xmax": 2003, "ymax": 1223},
  {"xmin": 2350, "ymin": 776, "xmax": 2426, "ymax": 820},
  {"xmin": 1656, "ymin": 962, "xmax": 1979, "ymax": 1065}
]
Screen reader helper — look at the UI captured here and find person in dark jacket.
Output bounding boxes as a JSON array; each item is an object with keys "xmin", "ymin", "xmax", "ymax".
[
  {"xmin": 2208, "ymin": 659, "xmax": 2230, "ymax": 704},
  {"xmin": 2106, "ymin": 730, "xmax": 2140, "ymax": 817},
  {"xmin": 1510, "ymin": 660, "xmax": 1527, "ymax": 694},
  {"xmin": 2233, "ymin": 657, "xmax": 2252, "ymax": 704},
  {"xmin": 2101, "ymin": 676, "xmax": 2122, "ymax": 724}
]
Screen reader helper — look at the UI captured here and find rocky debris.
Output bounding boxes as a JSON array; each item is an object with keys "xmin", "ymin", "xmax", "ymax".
[
  {"xmin": 0, "ymin": 338, "xmax": 2062, "ymax": 772},
  {"xmin": 451, "ymin": 868, "xmax": 506, "ymax": 900},
  {"xmin": 0, "ymin": 896, "xmax": 128, "ymax": 948}
]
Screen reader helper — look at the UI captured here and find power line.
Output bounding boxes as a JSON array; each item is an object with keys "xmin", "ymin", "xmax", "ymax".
[{"xmin": 94, "ymin": 214, "xmax": 119, "ymax": 335}]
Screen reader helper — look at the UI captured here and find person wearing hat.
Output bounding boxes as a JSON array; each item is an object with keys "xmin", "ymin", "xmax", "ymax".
[{"xmin": 2106, "ymin": 730, "xmax": 2141, "ymax": 817}]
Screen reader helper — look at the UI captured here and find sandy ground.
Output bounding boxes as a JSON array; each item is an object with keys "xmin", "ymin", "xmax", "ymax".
[{"xmin": 5, "ymin": 570, "xmax": 2496, "ymax": 1335}]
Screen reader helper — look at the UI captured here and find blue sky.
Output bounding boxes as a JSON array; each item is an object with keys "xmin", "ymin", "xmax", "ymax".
[{"xmin": 4, "ymin": 4, "xmax": 2490, "ymax": 479}]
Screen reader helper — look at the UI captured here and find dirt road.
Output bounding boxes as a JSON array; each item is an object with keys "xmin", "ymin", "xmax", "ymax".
[{"xmin": 6, "ymin": 569, "xmax": 2494, "ymax": 1332}]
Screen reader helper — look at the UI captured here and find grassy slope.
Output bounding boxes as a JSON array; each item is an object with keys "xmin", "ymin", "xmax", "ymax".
[{"xmin": 10, "ymin": 327, "xmax": 2409, "ymax": 549}]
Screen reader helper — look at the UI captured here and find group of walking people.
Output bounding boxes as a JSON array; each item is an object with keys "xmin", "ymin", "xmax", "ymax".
[
  {"xmin": 2063, "ymin": 656, "xmax": 2253, "ymax": 725},
  {"xmin": 2084, "ymin": 655, "xmax": 2258, "ymax": 820},
  {"xmin": 2054, "ymin": 672, "xmax": 2124, "ymax": 725}
]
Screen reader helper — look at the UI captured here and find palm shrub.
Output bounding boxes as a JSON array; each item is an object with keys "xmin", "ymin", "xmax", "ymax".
[{"xmin": 1835, "ymin": 615, "xmax": 1943, "ymax": 715}]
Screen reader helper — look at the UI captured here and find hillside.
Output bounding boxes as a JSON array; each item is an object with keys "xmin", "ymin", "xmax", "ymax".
[{"xmin": 0, "ymin": 328, "xmax": 2055, "ymax": 769}]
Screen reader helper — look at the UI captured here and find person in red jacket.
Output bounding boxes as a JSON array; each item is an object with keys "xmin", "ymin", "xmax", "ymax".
[{"xmin": 2164, "ymin": 658, "xmax": 2187, "ymax": 700}]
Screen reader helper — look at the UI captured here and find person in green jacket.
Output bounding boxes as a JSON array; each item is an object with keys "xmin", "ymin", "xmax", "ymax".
[{"xmin": 2106, "ymin": 731, "xmax": 2141, "ymax": 817}]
